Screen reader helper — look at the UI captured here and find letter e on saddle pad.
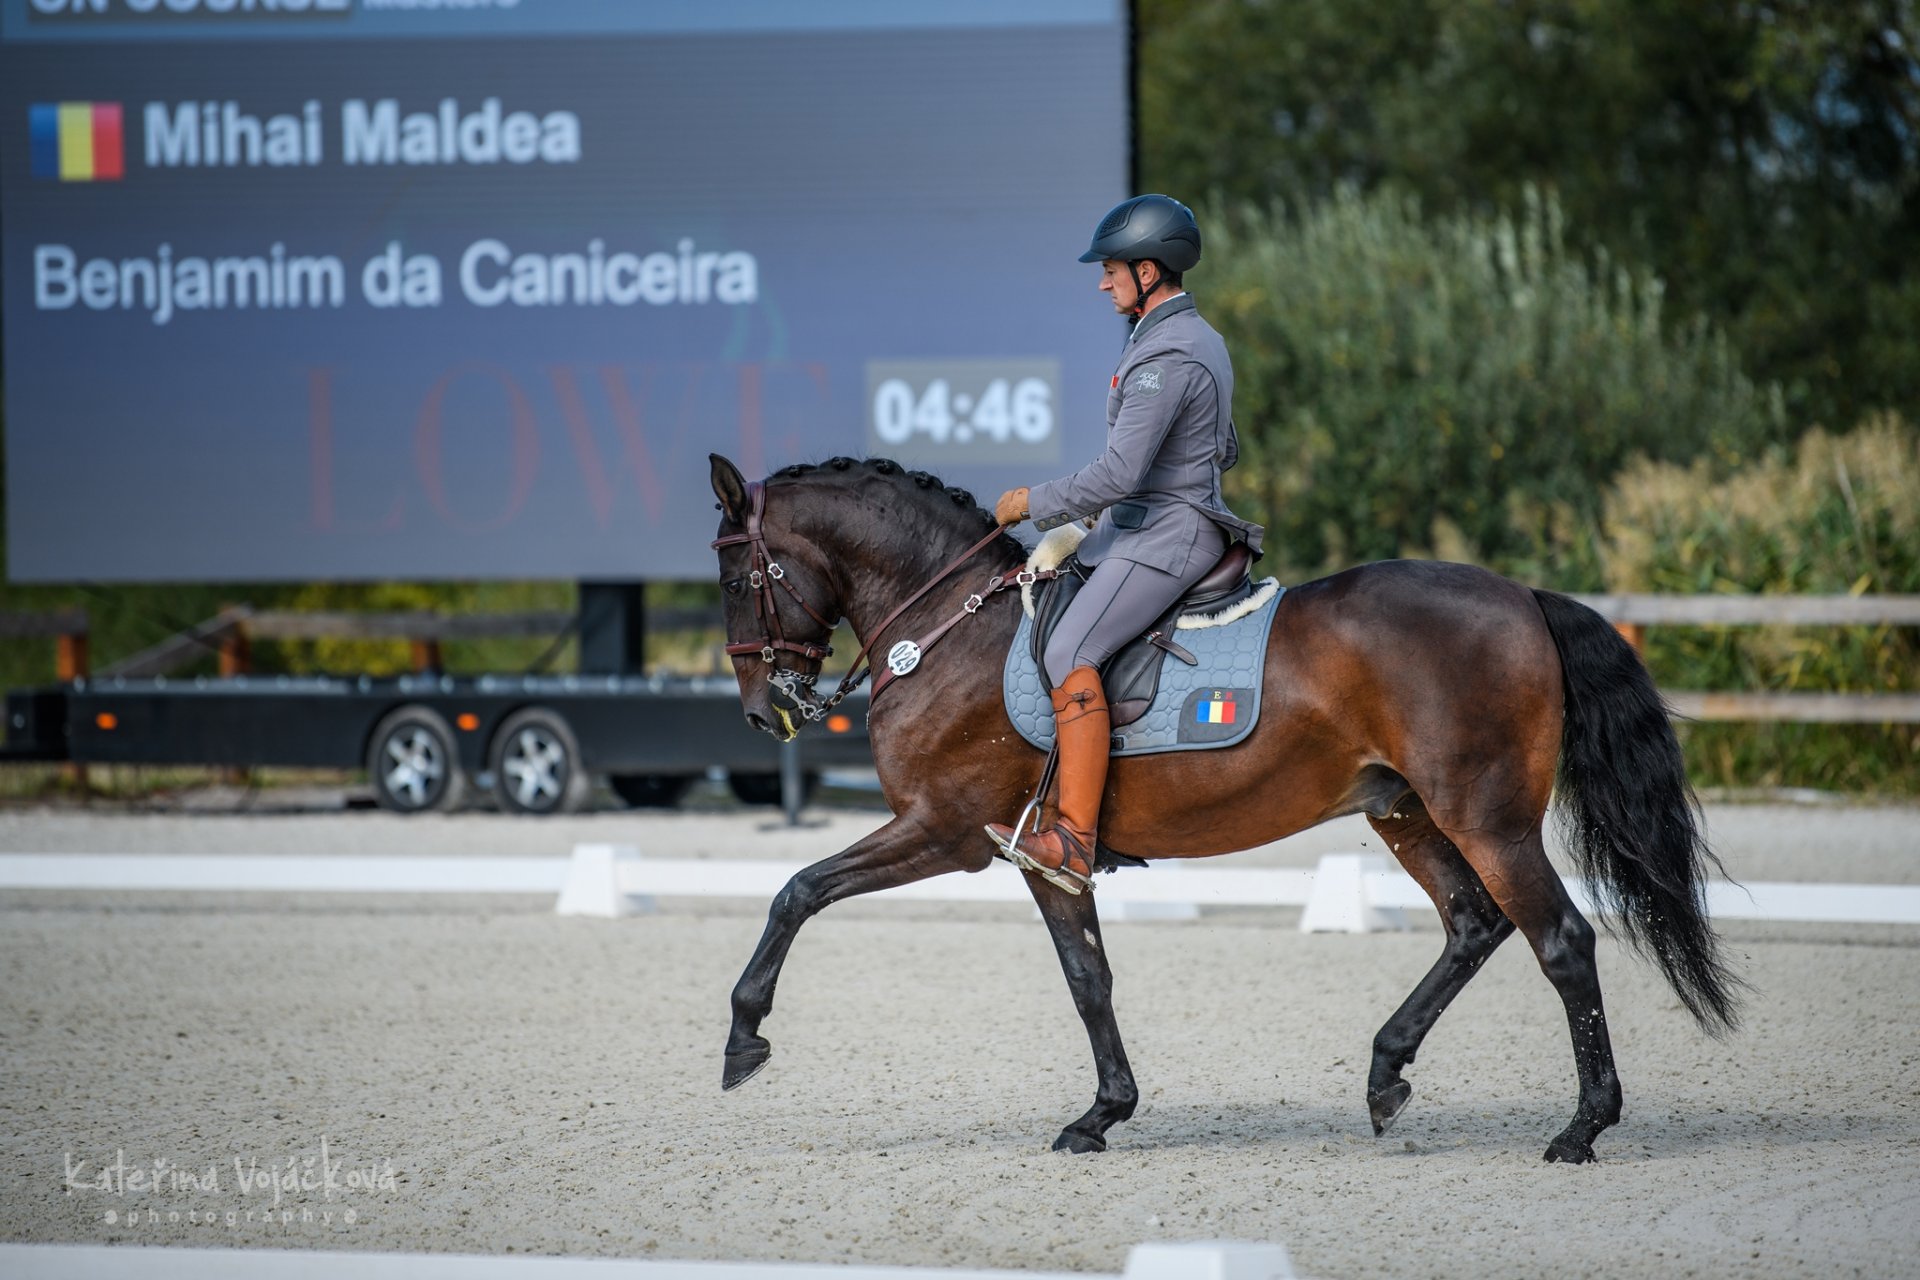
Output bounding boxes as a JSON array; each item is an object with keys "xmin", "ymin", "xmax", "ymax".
[{"xmin": 1002, "ymin": 590, "xmax": 1284, "ymax": 756}]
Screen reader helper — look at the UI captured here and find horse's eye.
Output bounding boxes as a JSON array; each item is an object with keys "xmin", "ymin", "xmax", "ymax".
[{"xmin": 723, "ymin": 578, "xmax": 745, "ymax": 597}]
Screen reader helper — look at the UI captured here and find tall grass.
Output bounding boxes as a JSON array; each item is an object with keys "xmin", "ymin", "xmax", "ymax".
[{"xmin": 1601, "ymin": 416, "xmax": 1920, "ymax": 793}]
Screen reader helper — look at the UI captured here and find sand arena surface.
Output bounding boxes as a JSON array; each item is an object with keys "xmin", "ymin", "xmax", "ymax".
[{"xmin": 1, "ymin": 801, "xmax": 1917, "ymax": 1277}]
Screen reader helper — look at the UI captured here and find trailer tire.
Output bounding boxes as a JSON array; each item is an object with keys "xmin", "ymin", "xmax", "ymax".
[
  {"xmin": 610, "ymin": 774, "xmax": 694, "ymax": 809},
  {"xmin": 727, "ymin": 770, "xmax": 820, "ymax": 807},
  {"xmin": 367, "ymin": 706, "xmax": 467, "ymax": 814},
  {"xmin": 489, "ymin": 707, "xmax": 589, "ymax": 816}
]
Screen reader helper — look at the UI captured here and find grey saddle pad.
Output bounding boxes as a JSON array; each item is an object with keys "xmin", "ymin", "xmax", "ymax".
[{"xmin": 1001, "ymin": 586, "xmax": 1285, "ymax": 756}]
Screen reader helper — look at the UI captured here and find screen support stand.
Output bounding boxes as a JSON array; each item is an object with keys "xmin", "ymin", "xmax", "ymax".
[{"xmin": 577, "ymin": 581, "xmax": 647, "ymax": 676}]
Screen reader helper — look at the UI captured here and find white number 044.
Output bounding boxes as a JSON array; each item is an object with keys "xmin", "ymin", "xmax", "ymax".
[{"xmin": 872, "ymin": 377, "xmax": 1053, "ymax": 446}]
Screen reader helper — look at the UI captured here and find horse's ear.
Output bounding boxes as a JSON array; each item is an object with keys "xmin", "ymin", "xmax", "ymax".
[{"xmin": 709, "ymin": 454, "xmax": 749, "ymax": 524}]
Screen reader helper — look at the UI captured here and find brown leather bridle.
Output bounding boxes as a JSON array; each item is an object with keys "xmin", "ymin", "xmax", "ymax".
[
  {"xmin": 710, "ymin": 479, "xmax": 1044, "ymax": 727},
  {"xmin": 710, "ymin": 481, "xmax": 838, "ymax": 668}
]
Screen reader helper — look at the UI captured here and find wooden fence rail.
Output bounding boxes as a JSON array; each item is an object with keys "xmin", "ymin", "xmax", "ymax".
[
  {"xmin": 1569, "ymin": 594, "xmax": 1920, "ymax": 724},
  {"xmin": 1569, "ymin": 593, "xmax": 1920, "ymax": 627},
  {"xmin": 241, "ymin": 609, "xmax": 576, "ymax": 640},
  {"xmin": 0, "ymin": 608, "xmax": 90, "ymax": 681},
  {"xmin": 97, "ymin": 608, "xmax": 247, "ymax": 680},
  {"xmin": 240, "ymin": 609, "xmax": 578, "ymax": 674}
]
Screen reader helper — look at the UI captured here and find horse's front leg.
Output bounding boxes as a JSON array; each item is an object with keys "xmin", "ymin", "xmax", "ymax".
[
  {"xmin": 723, "ymin": 814, "xmax": 982, "ymax": 1090},
  {"xmin": 1025, "ymin": 873, "xmax": 1137, "ymax": 1153}
]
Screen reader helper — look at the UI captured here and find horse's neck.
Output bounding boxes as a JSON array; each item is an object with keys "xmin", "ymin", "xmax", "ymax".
[{"xmin": 838, "ymin": 526, "xmax": 1000, "ymax": 651}]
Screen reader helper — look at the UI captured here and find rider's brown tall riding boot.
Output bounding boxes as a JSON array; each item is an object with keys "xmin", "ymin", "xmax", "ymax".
[{"xmin": 984, "ymin": 665, "xmax": 1108, "ymax": 894}]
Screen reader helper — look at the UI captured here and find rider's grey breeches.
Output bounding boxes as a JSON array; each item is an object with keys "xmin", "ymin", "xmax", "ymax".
[{"xmin": 1042, "ymin": 519, "xmax": 1227, "ymax": 688}]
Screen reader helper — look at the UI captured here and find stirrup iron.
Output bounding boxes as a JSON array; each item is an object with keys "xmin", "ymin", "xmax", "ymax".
[
  {"xmin": 985, "ymin": 820, "xmax": 1094, "ymax": 895},
  {"xmin": 985, "ymin": 763, "xmax": 1093, "ymax": 895}
]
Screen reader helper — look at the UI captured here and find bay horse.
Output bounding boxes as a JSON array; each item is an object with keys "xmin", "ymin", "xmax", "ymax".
[{"xmin": 707, "ymin": 453, "xmax": 1741, "ymax": 1164}]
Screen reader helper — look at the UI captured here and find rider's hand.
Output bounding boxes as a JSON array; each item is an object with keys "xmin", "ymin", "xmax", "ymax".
[{"xmin": 994, "ymin": 487, "xmax": 1030, "ymax": 526}]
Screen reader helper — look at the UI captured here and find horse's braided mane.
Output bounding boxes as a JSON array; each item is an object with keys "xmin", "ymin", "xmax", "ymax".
[{"xmin": 768, "ymin": 456, "xmax": 1023, "ymax": 559}]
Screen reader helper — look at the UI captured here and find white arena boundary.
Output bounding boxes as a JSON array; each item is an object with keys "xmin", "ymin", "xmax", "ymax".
[
  {"xmin": 1, "ymin": 1240, "xmax": 1296, "ymax": 1280},
  {"xmin": 2, "ymin": 846, "xmax": 1919, "ymax": 931}
]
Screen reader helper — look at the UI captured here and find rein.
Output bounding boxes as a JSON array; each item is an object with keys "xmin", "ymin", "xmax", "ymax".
[{"xmin": 711, "ymin": 480, "xmax": 1050, "ymax": 725}]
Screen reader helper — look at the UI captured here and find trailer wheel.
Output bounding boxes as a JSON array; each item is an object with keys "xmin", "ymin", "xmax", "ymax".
[
  {"xmin": 367, "ymin": 706, "xmax": 467, "ymax": 814},
  {"xmin": 489, "ymin": 707, "xmax": 589, "ymax": 816},
  {"xmin": 610, "ymin": 774, "xmax": 694, "ymax": 809},
  {"xmin": 727, "ymin": 770, "xmax": 820, "ymax": 807}
]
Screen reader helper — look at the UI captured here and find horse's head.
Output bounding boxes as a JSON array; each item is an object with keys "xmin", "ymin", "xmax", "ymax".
[
  {"xmin": 709, "ymin": 452, "xmax": 1021, "ymax": 741},
  {"xmin": 709, "ymin": 454, "xmax": 846, "ymax": 741}
]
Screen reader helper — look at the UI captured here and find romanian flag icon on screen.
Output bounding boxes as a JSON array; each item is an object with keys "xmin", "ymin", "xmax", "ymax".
[
  {"xmin": 1196, "ymin": 692, "xmax": 1237, "ymax": 725},
  {"xmin": 29, "ymin": 102, "xmax": 124, "ymax": 182}
]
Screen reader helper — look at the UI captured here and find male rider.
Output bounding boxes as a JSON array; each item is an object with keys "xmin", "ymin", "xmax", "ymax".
[{"xmin": 987, "ymin": 194, "xmax": 1265, "ymax": 893}]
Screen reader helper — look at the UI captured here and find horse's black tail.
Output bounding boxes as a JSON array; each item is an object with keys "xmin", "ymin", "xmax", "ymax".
[{"xmin": 1531, "ymin": 589, "xmax": 1744, "ymax": 1035}]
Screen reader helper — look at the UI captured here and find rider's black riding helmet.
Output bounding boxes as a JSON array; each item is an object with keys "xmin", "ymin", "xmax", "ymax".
[{"xmin": 1078, "ymin": 194, "xmax": 1202, "ymax": 273}]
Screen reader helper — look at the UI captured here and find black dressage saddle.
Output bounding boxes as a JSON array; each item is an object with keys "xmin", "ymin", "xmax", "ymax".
[{"xmin": 1030, "ymin": 542, "xmax": 1256, "ymax": 728}]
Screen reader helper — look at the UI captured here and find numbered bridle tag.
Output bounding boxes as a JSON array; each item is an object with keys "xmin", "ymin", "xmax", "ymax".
[{"xmin": 886, "ymin": 640, "xmax": 922, "ymax": 677}]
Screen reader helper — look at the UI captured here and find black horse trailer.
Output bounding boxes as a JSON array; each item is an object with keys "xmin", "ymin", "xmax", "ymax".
[{"xmin": 2, "ymin": 671, "xmax": 871, "ymax": 816}]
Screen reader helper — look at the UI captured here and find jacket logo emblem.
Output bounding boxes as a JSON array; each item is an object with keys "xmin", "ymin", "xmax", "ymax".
[{"xmin": 1130, "ymin": 365, "xmax": 1164, "ymax": 396}]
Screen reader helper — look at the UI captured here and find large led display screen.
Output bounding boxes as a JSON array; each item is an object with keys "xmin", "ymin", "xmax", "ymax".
[{"xmin": 1, "ymin": 1, "xmax": 1128, "ymax": 580}]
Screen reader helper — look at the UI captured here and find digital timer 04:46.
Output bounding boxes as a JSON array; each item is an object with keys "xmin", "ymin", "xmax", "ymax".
[
  {"xmin": 864, "ymin": 358, "xmax": 1062, "ymax": 463},
  {"xmin": 873, "ymin": 376, "xmax": 1051, "ymax": 446}
]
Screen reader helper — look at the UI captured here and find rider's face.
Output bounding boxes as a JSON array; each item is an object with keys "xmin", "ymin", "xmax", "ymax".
[{"xmin": 1098, "ymin": 258, "xmax": 1157, "ymax": 313}]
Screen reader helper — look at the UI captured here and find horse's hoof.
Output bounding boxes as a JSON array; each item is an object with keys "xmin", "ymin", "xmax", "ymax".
[
  {"xmin": 721, "ymin": 1041, "xmax": 772, "ymax": 1092},
  {"xmin": 1051, "ymin": 1130, "xmax": 1107, "ymax": 1155},
  {"xmin": 1543, "ymin": 1136, "xmax": 1596, "ymax": 1164},
  {"xmin": 1368, "ymin": 1080, "xmax": 1413, "ymax": 1136}
]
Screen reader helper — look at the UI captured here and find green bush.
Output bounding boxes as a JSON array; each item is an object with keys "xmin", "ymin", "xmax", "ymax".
[
  {"xmin": 1203, "ymin": 187, "xmax": 1787, "ymax": 586},
  {"xmin": 1601, "ymin": 416, "xmax": 1920, "ymax": 794}
]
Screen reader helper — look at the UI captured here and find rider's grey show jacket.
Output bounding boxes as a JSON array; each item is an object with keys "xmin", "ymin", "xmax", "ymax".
[{"xmin": 1025, "ymin": 294, "xmax": 1265, "ymax": 575}]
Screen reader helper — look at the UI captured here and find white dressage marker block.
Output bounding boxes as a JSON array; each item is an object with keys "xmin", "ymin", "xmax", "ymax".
[
  {"xmin": 555, "ymin": 844, "xmax": 654, "ymax": 918},
  {"xmin": 1298, "ymin": 853, "xmax": 1409, "ymax": 934},
  {"xmin": 1122, "ymin": 1240, "xmax": 1296, "ymax": 1280}
]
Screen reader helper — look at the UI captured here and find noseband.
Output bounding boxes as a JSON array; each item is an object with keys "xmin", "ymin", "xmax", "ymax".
[{"xmin": 711, "ymin": 478, "xmax": 1033, "ymax": 726}]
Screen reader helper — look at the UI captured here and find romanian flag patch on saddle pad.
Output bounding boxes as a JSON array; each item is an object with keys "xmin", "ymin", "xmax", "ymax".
[{"xmin": 1195, "ymin": 691, "xmax": 1237, "ymax": 724}]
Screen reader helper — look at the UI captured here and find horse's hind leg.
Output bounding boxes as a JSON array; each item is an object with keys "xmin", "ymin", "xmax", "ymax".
[
  {"xmin": 1025, "ymin": 874, "xmax": 1137, "ymax": 1154},
  {"xmin": 1437, "ymin": 818, "xmax": 1623, "ymax": 1163},
  {"xmin": 1366, "ymin": 801, "xmax": 1515, "ymax": 1135}
]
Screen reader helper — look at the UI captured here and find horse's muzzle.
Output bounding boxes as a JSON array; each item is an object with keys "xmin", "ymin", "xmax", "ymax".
[{"xmin": 745, "ymin": 710, "xmax": 799, "ymax": 742}]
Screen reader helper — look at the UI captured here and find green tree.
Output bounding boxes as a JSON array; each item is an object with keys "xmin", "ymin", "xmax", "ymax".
[{"xmin": 1140, "ymin": 0, "xmax": 1920, "ymax": 427}]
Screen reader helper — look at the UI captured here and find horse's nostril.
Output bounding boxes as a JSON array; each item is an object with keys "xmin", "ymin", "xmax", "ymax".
[{"xmin": 746, "ymin": 712, "xmax": 770, "ymax": 734}]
